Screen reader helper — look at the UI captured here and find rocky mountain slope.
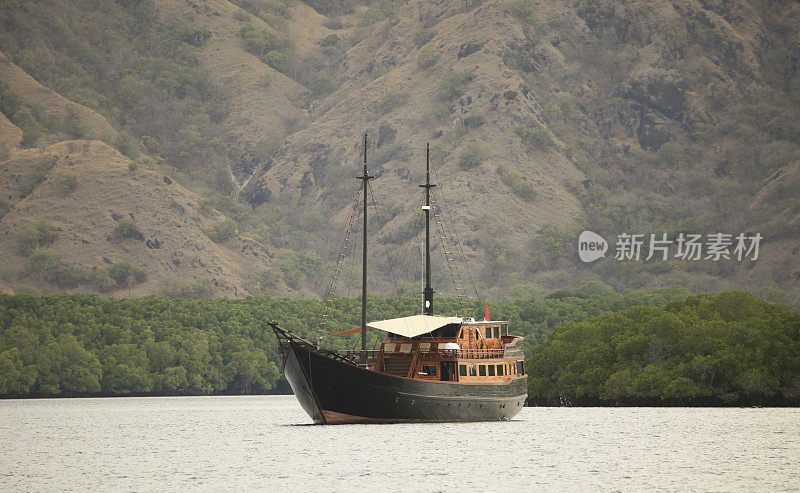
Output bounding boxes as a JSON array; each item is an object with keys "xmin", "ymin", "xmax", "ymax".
[{"xmin": 1, "ymin": 0, "xmax": 798, "ymax": 302}]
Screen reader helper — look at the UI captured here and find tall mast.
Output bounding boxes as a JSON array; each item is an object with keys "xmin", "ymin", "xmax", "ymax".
[
  {"xmin": 420, "ymin": 143, "xmax": 436, "ymax": 315},
  {"xmin": 357, "ymin": 134, "xmax": 373, "ymax": 363}
]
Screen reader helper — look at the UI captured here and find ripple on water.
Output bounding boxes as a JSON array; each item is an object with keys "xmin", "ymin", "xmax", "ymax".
[{"xmin": 1, "ymin": 397, "xmax": 799, "ymax": 491}]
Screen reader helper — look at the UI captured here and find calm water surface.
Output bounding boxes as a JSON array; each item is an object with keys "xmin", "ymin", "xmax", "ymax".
[{"xmin": 1, "ymin": 396, "xmax": 798, "ymax": 491}]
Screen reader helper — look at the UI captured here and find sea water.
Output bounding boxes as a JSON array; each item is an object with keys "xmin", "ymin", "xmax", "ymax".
[{"xmin": 1, "ymin": 395, "xmax": 798, "ymax": 491}]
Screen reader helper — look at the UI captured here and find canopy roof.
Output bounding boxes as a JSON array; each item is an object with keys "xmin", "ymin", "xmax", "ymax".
[{"xmin": 367, "ymin": 314, "xmax": 462, "ymax": 338}]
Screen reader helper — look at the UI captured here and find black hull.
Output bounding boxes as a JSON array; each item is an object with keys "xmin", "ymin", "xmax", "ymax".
[{"xmin": 274, "ymin": 326, "xmax": 527, "ymax": 424}]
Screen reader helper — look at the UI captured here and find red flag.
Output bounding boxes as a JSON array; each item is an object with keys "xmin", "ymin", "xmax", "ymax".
[{"xmin": 484, "ymin": 300, "xmax": 490, "ymax": 322}]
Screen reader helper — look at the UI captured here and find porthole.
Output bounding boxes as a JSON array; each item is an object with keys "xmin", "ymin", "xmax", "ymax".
[{"xmin": 411, "ymin": 399, "xmax": 415, "ymax": 405}]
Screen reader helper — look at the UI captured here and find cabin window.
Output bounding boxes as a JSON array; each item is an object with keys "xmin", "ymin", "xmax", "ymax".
[
  {"xmin": 469, "ymin": 365, "xmax": 477, "ymax": 376},
  {"xmin": 458, "ymin": 328, "xmax": 464, "ymax": 339},
  {"xmin": 497, "ymin": 364, "xmax": 504, "ymax": 376},
  {"xmin": 484, "ymin": 327, "xmax": 491, "ymax": 338},
  {"xmin": 493, "ymin": 326, "xmax": 499, "ymax": 339},
  {"xmin": 502, "ymin": 324, "xmax": 508, "ymax": 336},
  {"xmin": 422, "ymin": 365, "xmax": 437, "ymax": 376},
  {"xmin": 517, "ymin": 361, "xmax": 524, "ymax": 375},
  {"xmin": 488, "ymin": 365, "xmax": 496, "ymax": 376},
  {"xmin": 479, "ymin": 365, "xmax": 486, "ymax": 376},
  {"xmin": 459, "ymin": 364, "xmax": 467, "ymax": 376}
]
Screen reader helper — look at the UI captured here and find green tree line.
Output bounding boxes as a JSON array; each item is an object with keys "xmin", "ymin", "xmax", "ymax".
[
  {"xmin": 527, "ymin": 291, "xmax": 800, "ymax": 406},
  {"xmin": 2, "ymin": 288, "xmax": 794, "ymax": 404}
]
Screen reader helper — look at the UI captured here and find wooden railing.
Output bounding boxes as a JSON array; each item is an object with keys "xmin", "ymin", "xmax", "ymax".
[{"xmin": 339, "ymin": 348, "xmax": 506, "ymax": 360}]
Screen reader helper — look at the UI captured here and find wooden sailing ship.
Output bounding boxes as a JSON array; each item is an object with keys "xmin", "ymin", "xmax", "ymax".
[{"xmin": 271, "ymin": 137, "xmax": 526, "ymax": 424}]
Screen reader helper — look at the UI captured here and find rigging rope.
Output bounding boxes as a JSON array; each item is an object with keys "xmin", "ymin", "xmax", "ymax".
[
  {"xmin": 429, "ymin": 159, "xmax": 482, "ymax": 302},
  {"xmin": 368, "ymin": 185, "xmax": 402, "ymax": 294}
]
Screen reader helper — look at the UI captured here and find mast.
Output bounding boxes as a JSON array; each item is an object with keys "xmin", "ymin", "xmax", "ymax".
[
  {"xmin": 357, "ymin": 134, "xmax": 373, "ymax": 363},
  {"xmin": 419, "ymin": 143, "xmax": 436, "ymax": 315}
]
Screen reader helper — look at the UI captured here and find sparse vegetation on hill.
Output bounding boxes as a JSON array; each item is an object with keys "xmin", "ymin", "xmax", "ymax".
[
  {"xmin": 0, "ymin": 0, "xmax": 229, "ymax": 181},
  {"xmin": 1, "ymin": 0, "xmax": 799, "ymax": 302}
]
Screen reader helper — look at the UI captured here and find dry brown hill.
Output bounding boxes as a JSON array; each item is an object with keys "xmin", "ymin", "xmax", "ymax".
[
  {"xmin": 154, "ymin": 0, "xmax": 311, "ymax": 187},
  {"xmin": 0, "ymin": 140, "xmax": 274, "ymax": 297},
  {"xmin": 0, "ymin": 0, "xmax": 798, "ymax": 302}
]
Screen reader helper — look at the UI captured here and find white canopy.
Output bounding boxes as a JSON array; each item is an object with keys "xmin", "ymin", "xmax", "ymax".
[{"xmin": 367, "ymin": 314, "xmax": 462, "ymax": 338}]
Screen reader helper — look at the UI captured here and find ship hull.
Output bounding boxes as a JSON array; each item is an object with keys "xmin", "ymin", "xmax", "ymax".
[{"xmin": 280, "ymin": 336, "xmax": 527, "ymax": 424}]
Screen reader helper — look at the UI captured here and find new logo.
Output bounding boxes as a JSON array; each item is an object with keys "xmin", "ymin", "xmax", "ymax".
[{"xmin": 578, "ymin": 231, "xmax": 608, "ymax": 263}]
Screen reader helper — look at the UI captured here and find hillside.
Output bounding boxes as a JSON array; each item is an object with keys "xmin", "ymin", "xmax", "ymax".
[
  {"xmin": 0, "ymin": 140, "xmax": 272, "ymax": 296},
  {"xmin": 1, "ymin": 0, "xmax": 799, "ymax": 301}
]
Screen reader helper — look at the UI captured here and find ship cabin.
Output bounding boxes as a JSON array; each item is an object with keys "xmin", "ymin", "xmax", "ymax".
[{"xmin": 348, "ymin": 314, "xmax": 525, "ymax": 382}]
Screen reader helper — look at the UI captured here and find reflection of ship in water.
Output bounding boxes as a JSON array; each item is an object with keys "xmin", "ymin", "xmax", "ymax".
[{"xmin": 271, "ymin": 137, "xmax": 526, "ymax": 424}]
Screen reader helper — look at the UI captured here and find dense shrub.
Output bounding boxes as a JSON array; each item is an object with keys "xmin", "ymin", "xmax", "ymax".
[
  {"xmin": 262, "ymin": 51, "xmax": 289, "ymax": 73},
  {"xmin": 496, "ymin": 164, "xmax": 536, "ymax": 200},
  {"xmin": 463, "ymin": 110, "xmax": 485, "ymax": 128},
  {"xmin": 516, "ymin": 125, "xmax": 552, "ymax": 149},
  {"xmin": 239, "ymin": 24, "xmax": 290, "ymax": 56},
  {"xmin": 106, "ymin": 262, "xmax": 147, "ymax": 287},
  {"xmin": 238, "ymin": 24, "xmax": 291, "ymax": 73},
  {"xmin": 53, "ymin": 171, "xmax": 78, "ymax": 194},
  {"xmin": 458, "ymin": 142, "xmax": 487, "ymax": 170},
  {"xmin": 417, "ymin": 47, "xmax": 437, "ymax": 69},
  {"xmin": 541, "ymin": 103, "xmax": 563, "ymax": 121},
  {"xmin": 320, "ymin": 34, "xmax": 339, "ymax": 47},
  {"xmin": 438, "ymin": 69, "xmax": 473, "ymax": 100},
  {"xmin": 111, "ymin": 219, "xmax": 143, "ymax": 241},
  {"xmin": 18, "ymin": 221, "xmax": 58, "ymax": 256},
  {"xmin": 206, "ymin": 218, "xmax": 237, "ymax": 242},
  {"xmin": 25, "ymin": 247, "xmax": 58, "ymax": 276}
]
